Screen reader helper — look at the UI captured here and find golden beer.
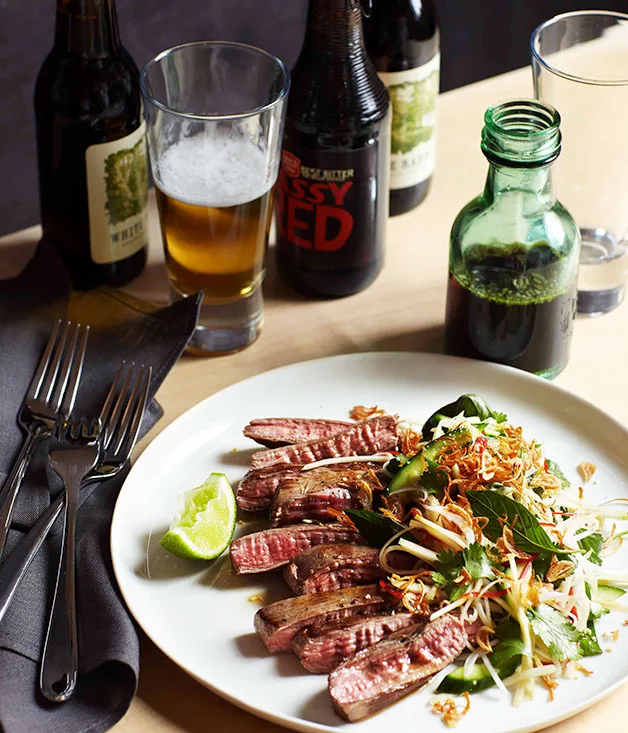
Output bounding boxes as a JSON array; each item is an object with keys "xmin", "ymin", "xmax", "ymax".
[
  {"xmin": 154, "ymin": 133, "xmax": 273, "ymax": 303},
  {"xmin": 155, "ymin": 187, "xmax": 272, "ymax": 302}
]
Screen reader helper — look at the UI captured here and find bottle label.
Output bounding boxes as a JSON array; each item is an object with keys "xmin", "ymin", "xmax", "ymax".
[
  {"xmin": 85, "ymin": 122, "xmax": 149, "ymax": 265},
  {"xmin": 378, "ymin": 53, "xmax": 440, "ymax": 190},
  {"xmin": 275, "ymin": 131, "xmax": 389, "ymax": 264}
]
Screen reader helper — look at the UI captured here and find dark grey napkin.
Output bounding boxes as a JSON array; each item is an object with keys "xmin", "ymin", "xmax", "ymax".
[{"xmin": 0, "ymin": 240, "xmax": 201, "ymax": 733}]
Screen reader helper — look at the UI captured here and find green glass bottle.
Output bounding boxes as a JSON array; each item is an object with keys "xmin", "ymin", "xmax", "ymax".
[{"xmin": 444, "ymin": 100, "xmax": 580, "ymax": 380}]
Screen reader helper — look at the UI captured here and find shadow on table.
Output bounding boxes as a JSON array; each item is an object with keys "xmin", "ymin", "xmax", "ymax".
[{"xmin": 367, "ymin": 323, "xmax": 445, "ymax": 354}]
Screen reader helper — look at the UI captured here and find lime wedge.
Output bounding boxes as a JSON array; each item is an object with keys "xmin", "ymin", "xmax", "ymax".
[{"xmin": 160, "ymin": 473, "xmax": 236, "ymax": 560}]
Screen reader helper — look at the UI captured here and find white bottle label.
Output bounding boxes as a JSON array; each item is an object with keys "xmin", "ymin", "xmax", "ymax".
[
  {"xmin": 85, "ymin": 122, "xmax": 149, "ymax": 264},
  {"xmin": 378, "ymin": 53, "xmax": 440, "ymax": 190}
]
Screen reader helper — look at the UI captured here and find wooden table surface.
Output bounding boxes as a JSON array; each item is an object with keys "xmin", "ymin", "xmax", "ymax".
[{"xmin": 2, "ymin": 58, "xmax": 628, "ymax": 733}]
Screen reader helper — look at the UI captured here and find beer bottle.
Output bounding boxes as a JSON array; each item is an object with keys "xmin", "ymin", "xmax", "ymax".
[
  {"xmin": 34, "ymin": 0, "xmax": 148, "ymax": 290},
  {"xmin": 364, "ymin": 0, "xmax": 440, "ymax": 216},
  {"xmin": 274, "ymin": 0, "xmax": 391, "ymax": 298}
]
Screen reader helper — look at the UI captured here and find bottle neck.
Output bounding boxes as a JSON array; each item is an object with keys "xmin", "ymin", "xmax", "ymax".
[
  {"xmin": 54, "ymin": 0, "xmax": 121, "ymax": 58},
  {"xmin": 484, "ymin": 163, "xmax": 556, "ymax": 213},
  {"xmin": 303, "ymin": 0, "xmax": 367, "ymax": 57}
]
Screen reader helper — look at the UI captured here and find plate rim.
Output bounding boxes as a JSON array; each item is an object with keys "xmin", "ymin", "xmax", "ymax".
[{"xmin": 111, "ymin": 351, "xmax": 628, "ymax": 732}]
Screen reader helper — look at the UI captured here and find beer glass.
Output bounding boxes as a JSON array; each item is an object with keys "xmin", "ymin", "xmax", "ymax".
[
  {"xmin": 141, "ymin": 42, "xmax": 289, "ymax": 353},
  {"xmin": 531, "ymin": 12, "xmax": 628, "ymax": 315}
]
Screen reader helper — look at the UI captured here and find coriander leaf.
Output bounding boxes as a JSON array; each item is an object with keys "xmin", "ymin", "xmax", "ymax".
[
  {"xmin": 448, "ymin": 584, "xmax": 469, "ymax": 602},
  {"xmin": 431, "ymin": 548, "xmax": 465, "ymax": 600},
  {"xmin": 431, "ymin": 571, "xmax": 449, "ymax": 588},
  {"xmin": 345, "ymin": 509, "xmax": 405, "ymax": 548},
  {"xmin": 467, "ymin": 489, "xmax": 571, "ymax": 558},
  {"xmin": 577, "ymin": 532, "xmax": 604, "ymax": 566},
  {"xmin": 492, "ymin": 410, "xmax": 508, "ymax": 424},
  {"xmin": 463, "ymin": 542, "xmax": 494, "ymax": 580},
  {"xmin": 528, "ymin": 604, "xmax": 583, "ymax": 661},
  {"xmin": 545, "ymin": 459, "xmax": 570, "ymax": 489},
  {"xmin": 580, "ymin": 620, "xmax": 603, "ymax": 657}
]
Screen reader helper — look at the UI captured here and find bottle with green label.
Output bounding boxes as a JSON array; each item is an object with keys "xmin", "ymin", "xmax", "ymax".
[
  {"xmin": 444, "ymin": 100, "xmax": 580, "ymax": 380},
  {"xmin": 35, "ymin": 0, "xmax": 148, "ymax": 289},
  {"xmin": 364, "ymin": 0, "xmax": 440, "ymax": 216}
]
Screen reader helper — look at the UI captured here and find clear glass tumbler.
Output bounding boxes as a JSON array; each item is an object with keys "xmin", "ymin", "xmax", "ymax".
[
  {"xmin": 531, "ymin": 11, "xmax": 628, "ymax": 316},
  {"xmin": 141, "ymin": 42, "xmax": 289, "ymax": 353}
]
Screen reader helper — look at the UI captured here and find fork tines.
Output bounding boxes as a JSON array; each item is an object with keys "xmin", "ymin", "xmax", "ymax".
[
  {"xmin": 100, "ymin": 363, "xmax": 151, "ymax": 457},
  {"xmin": 27, "ymin": 320, "xmax": 90, "ymax": 416}
]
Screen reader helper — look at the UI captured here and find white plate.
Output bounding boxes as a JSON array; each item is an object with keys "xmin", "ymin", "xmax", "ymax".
[{"xmin": 111, "ymin": 352, "xmax": 628, "ymax": 733}]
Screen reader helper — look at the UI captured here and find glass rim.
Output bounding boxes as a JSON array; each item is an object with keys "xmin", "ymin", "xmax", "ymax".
[
  {"xmin": 140, "ymin": 40, "xmax": 290, "ymax": 121},
  {"xmin": 531, "ymin": 10, "xmax": 628, "ymax": 86}
]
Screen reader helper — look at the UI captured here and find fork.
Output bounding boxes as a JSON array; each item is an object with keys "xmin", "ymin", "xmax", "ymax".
[
  {"xmin": 39, "ymin": 417, "xmax": 101, "ymax": 702},
  {"xmin": 0, "ymin": 363, "xmax": 151, "ymax": 631},
  {"xmin": 39, "ymin": 363, "xmax": 151, "ymax": 702},
  {"xmin": 0, "ymin": 320, "xmax": 89, "ymax": 561}
]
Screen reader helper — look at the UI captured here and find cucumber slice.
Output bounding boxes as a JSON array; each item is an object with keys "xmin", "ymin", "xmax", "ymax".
[
  {"xmin": 592, "ymin": 585, "xmax": 626, "ymax": 603},
  {"xmin": 437, "ymin": 656, "xmax": 519, "ymax": 695},
  {"xmin": 387, "ymin": 452, "xmax": 426, "ymax": 494},
  {"xmin": 423, "ymin": 428, "xmax": 472, "ymax": 462}
]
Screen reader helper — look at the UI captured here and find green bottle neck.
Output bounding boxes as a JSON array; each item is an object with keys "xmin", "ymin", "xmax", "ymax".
[
  {"xmin": 54, "ymin": 0, "xmax": 121, "ymax": 58},
  {"xmin": 483, "ymin": 162, "xmax": 556, "ymax": 215}
]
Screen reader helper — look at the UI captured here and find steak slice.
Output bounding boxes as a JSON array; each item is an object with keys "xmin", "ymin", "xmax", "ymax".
[
  {"xmin": 250, "ymin": 415, "xmax": 398, "ymax": 469},
  {"xmin": 271, "ymin": 467, "xmax": 379, "ymax": 527},
  {"xmin": 230, "ymin": 523, "xmax": 360, "ymax": 574},
  {"xmin": 254, "ymin": 584, "xmax": 396, "ymax": 653},
  {"xmin": 284, "ymin": 544, "xmax": 384, "ymax": 594},
  {"xmin": 292, "ymin": 612, "xmax": 418, "ymax": 673},
  {"xmin": 328, "ymin": 614, "xmax": 467, "ymax": 722},
  {"xmin": 236, "ymin": 464, "xmax": 304, "ymax": 512},
  {"xmin": 237, "ymin": 462, "xmax": 378, "ymax": 513},
  {"xmin": 243, "ymin": 418, "xmax": 353, "ymax": 447}
]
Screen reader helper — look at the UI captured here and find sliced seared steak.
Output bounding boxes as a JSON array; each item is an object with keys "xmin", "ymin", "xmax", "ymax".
[
  {"xmin": 283, "ymin": 544, "xmax": 385, "ymax": 594},
  {"xmin": 237, "ymin": 462, "xmax": 379, "ymax": 513},
  {"xmin": 328, "ymin": 614, "xmax": 467, "ymax": 722},
  {"xmin": 230, "ymin": 523, "xmax": 360, "ymax": 574},
  {"xmin": 250, "ymin": 415, "xmax": 398, "ymax": 469},
  {"xmin": 292, "ymin": 612, "xmax": 418, "ymax": 673},
  {"xmin": 271, "ymin": 467, "xmax": 380, "ymax": 527},
  {"xmin": 243, "ymin": 417, "xmax": 352, "ymax": 447},
  {"xmin": 236, "ymin": 464, "xmax": 304, "ymax": 512},
  {"xmin": 254, "ymin": 584, "xmax": 396, "ymax": 653}
]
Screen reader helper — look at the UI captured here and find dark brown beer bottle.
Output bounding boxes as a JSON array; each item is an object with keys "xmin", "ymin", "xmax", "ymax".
[
  {"xmin": 274, "ymin": 0, "xmax": 391, "ymax": 298},
  {"xmin": 364, "ymin": 0, "xmax": 440, "ymax": 216},
  {"xmin": 34, "ymin": 0, "xmax": 148, "ymax": 290}
]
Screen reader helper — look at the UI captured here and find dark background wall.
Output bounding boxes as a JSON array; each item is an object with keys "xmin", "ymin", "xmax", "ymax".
[{"xmin": 1, "ymin": 0, "xmax": 626, "ymax": 236}]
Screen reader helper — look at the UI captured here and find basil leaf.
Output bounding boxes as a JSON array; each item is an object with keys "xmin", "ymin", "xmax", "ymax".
[
  {"xmin": 532, "ymin": 553, "xmax": 553, "ymax": 580},
  {"xmin": 578, "ymin": 532, "xmax": 604, "ymax": 566},
  {"xmin": 528, "ymin": 604, "xmax": 582, "ymax": 661},
  {"xmin": 422, "ymin": 394, "xmax": 507, "ymax": 439},
  {"xmin": 467, "ymin": 489, "xmax": 571, "ymax": 557},
  {"xmin": 545, "ymin": 459, "xmax": 571, "ymax": 489},
  {"xmin": 345, "ymin": 509, "xmax": 405, "ymax": 548},
  {"xmin": 491, "ymin": 638, "xmax": 528, "ymax": 668}
]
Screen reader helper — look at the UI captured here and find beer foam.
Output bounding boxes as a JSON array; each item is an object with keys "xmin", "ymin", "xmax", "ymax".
[{"xmin": 155, "ymin": 131, "xmax": 271, "ymax": 208}]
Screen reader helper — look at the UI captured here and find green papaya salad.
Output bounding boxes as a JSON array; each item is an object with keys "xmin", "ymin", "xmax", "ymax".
[{"xmin": 341, "ymin": 395, "xmax": 628, "ymax": 707}]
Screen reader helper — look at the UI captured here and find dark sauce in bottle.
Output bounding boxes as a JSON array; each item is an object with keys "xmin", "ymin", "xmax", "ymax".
[{"xmin": 444, "ymin": 241, "xmax": 577, "ymax": 379}]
